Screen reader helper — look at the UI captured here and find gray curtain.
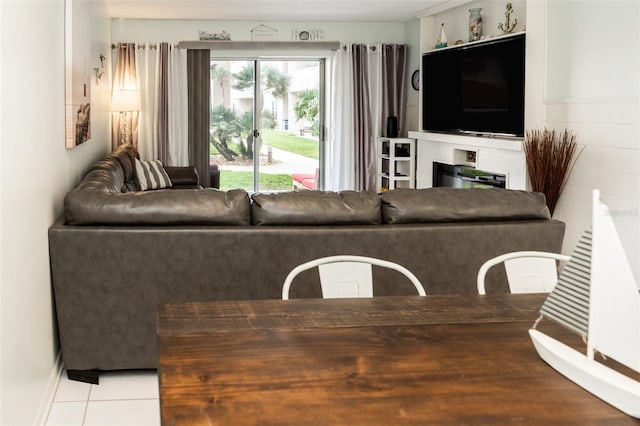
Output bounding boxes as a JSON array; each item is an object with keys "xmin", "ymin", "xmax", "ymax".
[
  {"xmin": 187, "ymin": 50, "xmax": 211, "ymax": 187},
  {"xmin": 381, "ymin": 44, "xmax": 406, "ymax": 137},
  {"xmin": 349, "ymin": 43, "xmax": 406, "ymax": 192},
  {"xmin": 351, "ymin": 44, "xmax": 375, "ymax": 192},
  {"xmin": 157, "ymin": 43, "xmax": 170, "ymax": 163}
]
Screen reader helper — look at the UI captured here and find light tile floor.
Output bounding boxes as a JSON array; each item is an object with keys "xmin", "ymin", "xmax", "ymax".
[{"xmin": 45, "ymin": 370, "xmax": 160, "ymax": 426}]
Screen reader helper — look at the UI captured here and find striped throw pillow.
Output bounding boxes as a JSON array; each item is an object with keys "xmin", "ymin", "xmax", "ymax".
[{"xmin": 135, "ymin": 159, "xmax": 173, "ymax": 191}]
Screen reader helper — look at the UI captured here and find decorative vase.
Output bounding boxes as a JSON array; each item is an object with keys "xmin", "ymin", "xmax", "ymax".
[{"xmin": 469, "ymin": 8, "xmax": 482, "ymax": 42}]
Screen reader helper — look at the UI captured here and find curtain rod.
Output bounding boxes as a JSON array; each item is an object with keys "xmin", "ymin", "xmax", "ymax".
[
  {"xmin": 111, "ymin": 43, "xmax": 180, "ymax": 50},
  {"xmin": 341, "ymin": 44, "xmax": 378, "ymax": 51},
  {"xmin": 340, "ymin": 43, "xmax": 406, "ymax": 51}
]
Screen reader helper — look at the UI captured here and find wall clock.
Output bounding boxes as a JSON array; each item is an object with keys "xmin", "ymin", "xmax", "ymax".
[{"xmin": 411, "ymin": 70, "xmax": 420, "ymax": 91}]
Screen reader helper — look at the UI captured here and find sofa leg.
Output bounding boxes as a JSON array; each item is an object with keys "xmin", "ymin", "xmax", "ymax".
[{"xmin": 67, "ymin": 369, "xmax": 99, "ymax": 385}]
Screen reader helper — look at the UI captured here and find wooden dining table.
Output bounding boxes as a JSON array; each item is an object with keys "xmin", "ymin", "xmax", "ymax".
[{"xmin": 157, "ymin": 294, "xmax": 639, "ymax": 425}]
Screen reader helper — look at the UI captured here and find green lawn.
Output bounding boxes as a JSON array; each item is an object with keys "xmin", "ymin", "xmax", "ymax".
[
  {"xmin": 220, "ymin": 170, "xmax": 292, "ymax": 191},
  {"xmin": 260, "ymin": 129, "xmax": 319, "ymax": 160},
  {"xmin": 210, "ymin": 130, "xmax": 318, "ymax": 160},
  {"xmin": 212, "ymin": 129, "xmax": 315, "ymax": 191}
]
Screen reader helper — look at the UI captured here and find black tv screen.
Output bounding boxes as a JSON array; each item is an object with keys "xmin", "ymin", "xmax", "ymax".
[{"xmin": 422, "ymin": 33, "xmax": 525, "ymax": 137}]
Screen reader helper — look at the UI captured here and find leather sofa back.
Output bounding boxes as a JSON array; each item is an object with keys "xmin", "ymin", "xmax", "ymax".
[
  {"xmin": 251, "ymin": 190, "xmax": 381, "ymax": 225},
  {"xmin": 65, "ymin": 188, "xmax": 251, "ymax": 226},
  {"xmin": 65, "ymin": 144, "xmax": 555, "ymax": 228},
  {"xmin": 380, "ymin": 188, "xmax": 551, "ymax": 224},
  {"xmin": 64, "ymin": 144, "xmax": 248, "ymax": 225}
]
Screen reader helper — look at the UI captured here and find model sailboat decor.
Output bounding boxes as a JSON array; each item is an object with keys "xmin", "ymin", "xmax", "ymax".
[
  {"xmin": 530, "ymin": 189, "xmax": 640, "ymax": 418},
  {"xmin": 435, "ymin": 23, "xmax": 448, "ymax": 49}
]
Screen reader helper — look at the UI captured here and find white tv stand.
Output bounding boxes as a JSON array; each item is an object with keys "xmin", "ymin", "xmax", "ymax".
[{"xmin": 408, "ymin": 130, "xmax": 527, "ymax": 190}]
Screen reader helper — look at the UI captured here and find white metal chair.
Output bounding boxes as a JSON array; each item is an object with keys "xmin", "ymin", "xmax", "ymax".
[
  {"xmin": 282, "ymin": 255, "xmax": 426, "ymax": 300},
  {"xmin": 477, "ymin": 251, "xmax": 571, "ymax": 295}
]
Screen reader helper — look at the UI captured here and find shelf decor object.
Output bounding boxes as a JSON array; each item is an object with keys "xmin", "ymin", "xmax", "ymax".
[
  {"xmin": 199, "ymin": 30, "xmax": 231, "ymax": 40},
  {"xmin": 291, "ymin": 29, "xmax": 324, "ymax": 41},
  {"xmin": 251, "ymin": 24, "xmax": 278, "ymax": 41},
  {"xmin": 498, "ymin": 2, "xmax": 518, "ymax": 34},
  {"xmin": 435, "ymin": 23, "xmax": 448, "ymax": 49},
  {"xmin": 469, "ymin": 8, "xmax": 483, "ymax": 42}
]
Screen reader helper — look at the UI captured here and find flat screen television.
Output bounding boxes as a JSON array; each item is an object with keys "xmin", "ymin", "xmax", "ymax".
[{"xmin": 421, "ymin": 33, "xmax": 525, "ymax": 138}]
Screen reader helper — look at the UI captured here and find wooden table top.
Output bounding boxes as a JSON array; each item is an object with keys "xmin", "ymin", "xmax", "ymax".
[{"xmin": 157, "ymin": 295, "xmax": 639, "ymax": 425}]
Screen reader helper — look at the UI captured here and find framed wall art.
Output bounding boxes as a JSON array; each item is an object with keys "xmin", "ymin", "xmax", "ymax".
[{"xmin": 65, "ymin": 0, "xmax": 92, "ymax": 148}]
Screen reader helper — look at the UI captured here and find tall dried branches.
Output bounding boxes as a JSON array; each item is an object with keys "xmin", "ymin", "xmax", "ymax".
[{"xmin": 524, "ymin": 129, "xmax": 582, "ymax": 216}]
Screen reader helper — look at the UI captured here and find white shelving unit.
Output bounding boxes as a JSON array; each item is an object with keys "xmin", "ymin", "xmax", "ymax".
[{"xmin": 377, "ymin": 138, "xmax": 416, "ymax": 192}]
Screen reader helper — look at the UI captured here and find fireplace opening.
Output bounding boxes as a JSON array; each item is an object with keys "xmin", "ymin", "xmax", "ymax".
[{"xmin": 433, "ymin": 162, "xmax": 506, "ymax": 189}]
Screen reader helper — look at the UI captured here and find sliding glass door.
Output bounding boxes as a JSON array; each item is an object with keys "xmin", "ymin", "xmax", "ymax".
[{"xmin": 210, "ymin": 58, "xmax": 324, "ymax": 192}]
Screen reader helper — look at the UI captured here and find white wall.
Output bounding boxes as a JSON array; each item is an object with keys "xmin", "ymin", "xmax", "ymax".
[
  {"xmin": 544, "ymin": 0, "xmax": 640, "ymax": 282},
  {"xmin": 0, "ymin": 0, "xmax": 111, "ymax": 424},
  {"xmin": 404, "ymin": 18, "xmax": 421, "ymax": 136}
]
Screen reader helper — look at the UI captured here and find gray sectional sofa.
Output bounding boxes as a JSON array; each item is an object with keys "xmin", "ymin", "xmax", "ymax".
[{"xmin": 49, "ymin": 144, "xmax": 565, "ymax": 383}]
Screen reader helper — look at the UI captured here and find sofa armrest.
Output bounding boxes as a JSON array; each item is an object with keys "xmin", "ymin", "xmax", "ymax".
[{"xmin": 164, "ymin": 166, "xmax": 199, "ymax": 187}]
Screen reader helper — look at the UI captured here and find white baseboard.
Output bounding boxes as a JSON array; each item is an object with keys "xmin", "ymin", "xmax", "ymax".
[{"xmin": 33, "ymin": 352, "xmax": 63, "ymax": 426}]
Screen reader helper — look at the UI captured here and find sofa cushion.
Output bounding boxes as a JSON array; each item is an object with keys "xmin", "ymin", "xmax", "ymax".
[
  {"xmin": 380, "ymin": 188, "xmax": 551, "ymax": 224},
  {"xmin": 135, "ymin": 159, "xmax": 173, "ymax": 190},
  {"xmin": 64, "ymin": 188, "xmax": 251, "ymax": 226},
  {"xmin": 251, "ymin": 190, "xmax": 381, "ymax": 226}
]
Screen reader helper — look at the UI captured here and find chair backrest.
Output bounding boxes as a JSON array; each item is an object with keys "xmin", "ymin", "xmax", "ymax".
[
  {"xmin": 282, "ymin": 255, "xmax": 426, "ymax": 299},
  {"xmin": 477, "ymin": 251, "xmax": 571, "ymax": 295}
]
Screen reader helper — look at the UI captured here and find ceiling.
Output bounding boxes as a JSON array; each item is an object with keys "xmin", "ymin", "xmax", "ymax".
[{"xmin": 103, "ymin": 0, "xmax": 448, "ymax": 22}]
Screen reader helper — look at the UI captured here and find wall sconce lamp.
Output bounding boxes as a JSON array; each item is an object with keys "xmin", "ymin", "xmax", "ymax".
[
  {"xmin": 111, "ymin": 89, "xmax": 140, "ymax": 144},
  {"xmin": 94, "ymin": 54, "xmax": 105, "ymax": 84}
]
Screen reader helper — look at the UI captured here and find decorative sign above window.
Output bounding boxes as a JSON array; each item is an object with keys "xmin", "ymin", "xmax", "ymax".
[
  {"xmin": 199, "ymin": 30, "xmax": 231, "ymax": 41},
  {"xmin": 291, "ymin": 29, "xmax": 325, "ymax": 41},
  {"xmin": 251, "ymin": 24, "xmax": 278, "ymax": 41}
]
